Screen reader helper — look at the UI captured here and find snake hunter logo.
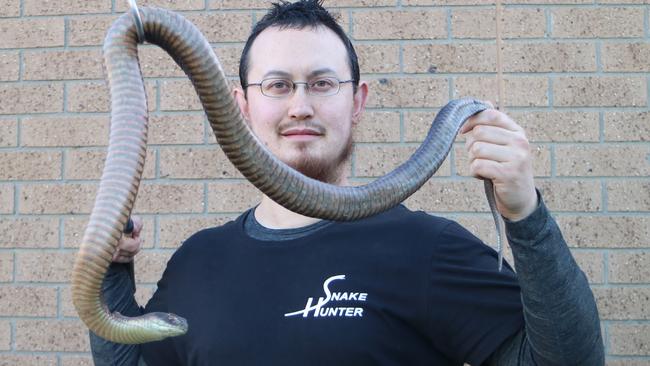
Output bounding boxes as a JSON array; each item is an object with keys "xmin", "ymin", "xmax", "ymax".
[{"xmin": 284, "ymin": 275, "xmax": 368, "ymax": 318}]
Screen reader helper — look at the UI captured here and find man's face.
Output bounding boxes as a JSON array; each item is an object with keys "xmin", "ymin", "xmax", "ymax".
[{"xmin": 235, "ymin": 26, "xmax": 367, "ymax": 184}]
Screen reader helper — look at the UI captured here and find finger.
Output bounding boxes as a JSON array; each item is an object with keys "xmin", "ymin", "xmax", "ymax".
[
  {"xmin": 118, "ymin": 238, "xmax": 142, "ymax": 253},
  {"xmin": 460, "ymin": 109, "xmax": 520, "ymax": 135},
  {"xmin": 112, "ymin": 254, "xmax": 135, "ymax": 263},
  {"xmin": 131, "ymin": 216, "xmax": 144, "ymax": 238},
  {"xmin": 464, "ymin": 125, "xmax": 518, "ymax": 149},
  {"xmin": 467, "ymin": 142, "xmax": 514, "ymax": 163},
  {"xmin": 468, "ymin": 158, "xmax": 501, "ymax": 181}
]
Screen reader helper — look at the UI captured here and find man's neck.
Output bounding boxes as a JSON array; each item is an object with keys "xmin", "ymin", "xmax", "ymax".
[{"xmin": 254, "ymin": 176, "xmax": 350, "ymax": 229}]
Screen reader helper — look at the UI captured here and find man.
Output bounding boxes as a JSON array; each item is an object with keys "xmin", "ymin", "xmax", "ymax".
[{"xmin": 91, "ymin": 1, "xmax": 604, "ymax": 365}]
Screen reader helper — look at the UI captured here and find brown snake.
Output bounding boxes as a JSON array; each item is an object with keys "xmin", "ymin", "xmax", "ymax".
[{"xmin": 71, "ymin": 6, "xmax": 502, "ymax": 344}]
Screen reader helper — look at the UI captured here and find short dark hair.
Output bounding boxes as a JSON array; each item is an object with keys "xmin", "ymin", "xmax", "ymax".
[{"xmin": 238, "ymin": 0, "xmax": 360, "ymax": 97}]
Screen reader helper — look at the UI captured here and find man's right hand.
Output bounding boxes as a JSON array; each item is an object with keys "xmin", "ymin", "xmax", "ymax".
[{"xmin": 112, "ymin": 216, "xmax": 143, "ymax": 263}]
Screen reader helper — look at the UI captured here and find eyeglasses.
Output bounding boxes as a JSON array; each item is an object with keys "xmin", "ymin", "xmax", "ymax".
[{"xmin": 245, "ymin": 77, "xmax": 354, "ymax": 98}]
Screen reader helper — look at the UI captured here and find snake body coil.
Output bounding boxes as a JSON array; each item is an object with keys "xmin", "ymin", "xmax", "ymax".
[{"xmin": 72, "ymin": 7, "xmax": 495, "ymax": 344}]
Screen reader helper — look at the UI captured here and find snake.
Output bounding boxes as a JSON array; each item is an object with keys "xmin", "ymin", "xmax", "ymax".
[{"xmin": 71, "ymin": 5, "xmax": 505, "ymax": 345}]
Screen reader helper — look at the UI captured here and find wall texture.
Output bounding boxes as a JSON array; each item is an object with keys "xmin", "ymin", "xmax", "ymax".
[{"xmin": 0, "ymin": 0, "xmax": 649, "ymax": 364}]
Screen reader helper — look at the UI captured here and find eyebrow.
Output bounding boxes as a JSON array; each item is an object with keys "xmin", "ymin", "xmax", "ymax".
[{"xmin": 262, "ymin": 68, "xmax": 338, "ymax": 79}]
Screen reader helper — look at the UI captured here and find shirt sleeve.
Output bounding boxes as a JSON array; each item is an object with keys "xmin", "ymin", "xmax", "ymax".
[
  {"xmin": 426, "ymin": 219, "xmax": 524, "ymax": 365},
  {"xmin": 89, "ymin": 262, "xmax": 144, "ymax": 366},
  {"xmin": 495, "ymin": 190, "xmax": 604, "ymax": 365}
]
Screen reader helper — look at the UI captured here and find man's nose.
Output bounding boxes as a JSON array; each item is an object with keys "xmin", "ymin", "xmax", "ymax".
[{"xmin": 287, "ymin": 84, "xmax": 314, "ymax": 120}]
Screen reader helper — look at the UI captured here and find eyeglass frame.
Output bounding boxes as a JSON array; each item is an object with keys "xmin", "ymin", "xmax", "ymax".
[{"xmin": 244, "ymin": 77, "xmax": 355, "ymax": 98}]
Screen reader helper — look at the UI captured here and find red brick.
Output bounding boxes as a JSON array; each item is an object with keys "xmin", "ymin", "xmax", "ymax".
[
  {"xmin": 149, "ymin": 114, "xmax": 205, "ymax": 145},
  {"xmin": 552, "ymin": 7, "xmax": 644, "ymax": 38},
  {"xmin": 454, "ymin": 76, "xmax": 548, "ymax": 107},
  {"xmin": 68, "ymin": 15, "xmax": 118, "ymax": 46},
  {"xmin": 602, "ymin": 42, "xmax": 650, "ymax": 72},
  {"xmin": 354, "ymin": 111, "xmax": 400, "ymax": 143},
  {"xmin": 15, "ymin": 320, "xmax": 89, "ymax": 352},
  {"xmin": 536, "ymin": 179, "xmax": 601, "ymax": 211},
  {"xmin": 455, "ymin": 144, "xmax": 551, "ymax": 177},
  {"xmin": 207, "ymin": 182, "xmax": 260, "ymax": 212},
  {"xmin": 355, "ymin": 144, "xmax": 451, "ymax": 177},
  {"xmin": 160, "ymin": 79, "xmax": 202, "ymax": 111},
  {"xmin": 593, "ymin": 287, "xmax": 650, "ymax": 320},
  {"xmin": 19, "ymin": 184, "xmax": 96, "ymax": 214},
  {"xmin": 185, "ymin": 13, "xmax": 253, "ymax": 43},
  {"xmin": 405, "ymin": 179, "xmax": 488, "ymax": 212},
  {"xmin": 0, "ymin": 0, "xmax": 19, "ymax": 17},
  {"xmin": 16, "ymin": 251, "xmax": 74, "ymax": 282},
  {"xmin": 403, "ymin": 43, "xmax": 495, "ymax": 73},
  {"xmin": 0, "ymin": 320, "xmax": 8, "ymax": 351},
  {"xmin": 0, "ymin": 18, "xmax": 64, "ymax": 48},
  {"xmin": 557, "ymin": 216, "xmax": 650, "ymax": 248},
  {"xmin": 115, "ymin": 0, "xmax": 204, "ymax": 11},
  {"xmin": 23, "ymin": 49, "xmax": 103, "ymax": 81},
  {"xmin": 0, "ymin": 118, "xmax": 16, "ymax": 147},
  {"xmin": 553, "ymin": 77, "xmax": 646, "ymax": 107},
  {"xmin": 508, "ymin": 111, "xmax": 600, "ymax": 142},
  {"xmin": 0, "ymin": 252, "xmax": 12, "ymax": 282},
  {"xmin": 0, "ymin": 151, "xmax": 61, "ymax": 180},
  {"xmin": 451, "ymin": 8, "xmax": 546, "ymax": 39},
  {"xmin": 0, "ymin": 184, "xmax": 12, "ymax": 214},
  {"xmin": 61, "ymin": 356, "xmax": 94, "ymax": 366},
  {"xmin": 556, "ymin": 144, "xmax": 650, "ymax": 177},
  {"xmin": 21, "ymin": 115, "xmax": 109, "ymax": 147},
  {"xmin": 366, "ymin": 77, "xmax": 449, "ymax": 108},
  {"xmin": 0, "ymin": 84, "xmax": 64, "ymax": 114},
  {"xmin": 0, "ymin": 218, "xmax": 59, "ymax": 248},
  {"xmin": 353, "ymin": 10, "xmax": 447, "ymax": 40},
  {"xmin": 132, "ymin": 183, "xmax": 204, "ymax": 213},
  {"xmin": 159, "ymin": 146, "xmax": 241, "ymax": 179},
  {"xmin": 159, "ymin": 215, "xmax": 236, "ymax": 248},
  {"xmin": 607, "ymin": 181, "xmax": 650, "ymax": 211},
  {"xmin": 609, "ymin": 324, "xmax": 650, "ymax": 355},
  {"xmin": 609, "ymin": 251, "xmax": 650, "ymax": 284},
  {"xmin": 0, "ymin": 52, "xmax": 18, "ymax": 81},
  {"xmin": 134, "ymin": 250, "xmax": 173, "ymax": 283},
  {"xmin": 503, "ymin": 42, "xmax": 597, "ymax": 72},
  {"xmin": 0, "ymin": 286, "xmax": 57, "ymax": 316},
  {"xmin": 24, "ymin": 0, "xmax": 110, "ymax": 15},
  {"xmin": 604, "ymin": 111, "xmax": 650, "ymax": 142},
  {"xmin": 357, "ymin": 44, "xmax": 400, "ymax": 74},
  {"xmin": 0, "ymin": 355, "xmax": 56, "ymax": 365}
]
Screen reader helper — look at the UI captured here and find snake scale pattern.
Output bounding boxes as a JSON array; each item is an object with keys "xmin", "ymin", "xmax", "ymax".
[{"xmin": 71, "ymin": 6, "xmax": 502, "ymax": 345}]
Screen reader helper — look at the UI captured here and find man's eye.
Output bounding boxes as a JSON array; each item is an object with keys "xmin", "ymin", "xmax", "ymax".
[
  {"xmin": 311, "ymin": 79, "xmax": 335, "ymax": 89},
  {"xmin": 271, "ymin": 81, "xmax": 290, "ymax": 89}
]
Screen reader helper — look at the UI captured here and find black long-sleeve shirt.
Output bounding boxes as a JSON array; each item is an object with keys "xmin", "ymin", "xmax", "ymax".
[{"xmin": 90, "ymin": 191, "xmax": 603, "ymax": 365}]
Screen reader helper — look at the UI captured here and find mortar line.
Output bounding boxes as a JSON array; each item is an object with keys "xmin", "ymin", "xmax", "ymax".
[
  {"xmin": 601, "ymin": 179, "xmax": 608, "ymax": 214},
  {"xmin": 63, "ymin": 16, "xmax": 69, "ymax": 48},
  {"xmin": 19, "ymin": 0, "xmax": 23, "ymax": 16},
  {"xmin": 548, "ymin": 76, "xmax": 554, "ymax": 108},
  {"xmin": 603, "ymin": 249, "xmax": 610, "ymax": 285},
  {"xmin": 595, "ymin": 41, "xmax": 602, "ymax": 73},
  {"xmin": 545, "ymin": 7, "xmax": 552, "ymax": 38},
  {"xmin": 17, "ymin": 50, "xmax": 23, "ymax": 82}
]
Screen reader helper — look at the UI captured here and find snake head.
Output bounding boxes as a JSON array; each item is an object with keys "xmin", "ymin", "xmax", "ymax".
[{"xmin": 145, "ymin": 312, "xmax": 189, "ymax": 338}]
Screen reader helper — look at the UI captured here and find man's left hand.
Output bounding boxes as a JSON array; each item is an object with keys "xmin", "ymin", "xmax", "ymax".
[{"xmin": 459, "ymin": 105, "xmax": 538, "ymax": 222}]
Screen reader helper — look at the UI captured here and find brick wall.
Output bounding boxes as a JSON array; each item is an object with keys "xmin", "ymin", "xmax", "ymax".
[{"xmin": 1, "ymin": 0, "xmax": 649, "ymax": 364}]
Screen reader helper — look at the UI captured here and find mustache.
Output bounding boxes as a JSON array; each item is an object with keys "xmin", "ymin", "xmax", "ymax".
[{"xmin": 277, "ymin": 120, "xmax": 326, "ymax": 135}]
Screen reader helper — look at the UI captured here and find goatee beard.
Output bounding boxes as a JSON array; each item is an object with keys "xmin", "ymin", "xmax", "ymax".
[{"xmin": 288, "ymin": 134, "xmax": 353, "ymax": 185}]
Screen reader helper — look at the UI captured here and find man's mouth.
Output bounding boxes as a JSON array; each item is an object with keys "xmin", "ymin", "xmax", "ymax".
[{"xmin": 280, "ymin": 128, "xmax": 324, "ymax": 141}]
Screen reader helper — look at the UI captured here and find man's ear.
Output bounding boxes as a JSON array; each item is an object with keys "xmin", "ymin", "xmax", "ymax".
[
  {"xmin": 233, "ymin": 86, "xmax": 251, "ymax": 122},
  {"xmin": 352, "ymin": 81, "xmax": 368, "ymax": 125}
]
